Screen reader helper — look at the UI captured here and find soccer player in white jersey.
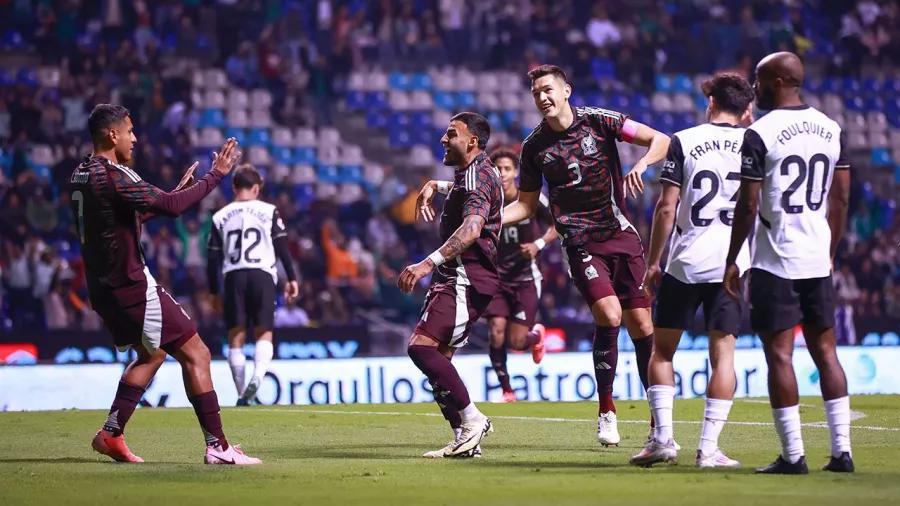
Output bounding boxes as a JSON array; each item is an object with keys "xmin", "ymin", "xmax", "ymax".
[
  {"xmin": 207, "ymin": 165, "xmax": 300, "ymax": 405},
  {"xmin": 724, "ymin": 52, "xmax": 853, "ymax": 474},
  {"xmin": 630, "ymin": 73, "xmax": 754, "ymax": 468}
]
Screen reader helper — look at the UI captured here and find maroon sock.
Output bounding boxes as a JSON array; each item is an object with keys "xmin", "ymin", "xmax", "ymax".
[
  {"xmin": 633, "ymin": 333, "xmax": 654, "ymax": 392},
  {"xmin": 102, "ymin": 381, "xmax": 145, "ymax": 436},
  {"xmin": 594, "ymin": 326, "xmax": 619, "ymax": 415},
  {"xmin": 488, "ymin": 345, "xmax": 513, "ymax": 392},
  {"xmin": 408, "ymin": 345, "xmax": 471, "ymax": 410},
  {"xmin": 429, "ymin": 380, "xmax": 462, "ymax": 429},
  {"xmin": 523, "ymin": 330, "xmax": 540, "ymax": 350},
  {"xmin": 188, "ymin": 391, "xmax": 229, "ymax": 450}
]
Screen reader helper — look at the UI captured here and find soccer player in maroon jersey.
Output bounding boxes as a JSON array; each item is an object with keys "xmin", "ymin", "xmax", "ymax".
[
  {"xmin": 420, "ymin": 149, "xmax": 557, "ymax": 403},
  {"xmin": 398, "ymin": 112, "xmax": 503, "ymax": 458},
  {"xmin": 503, "ymin": 65, "xmax": 671, "ymax": 446},
  {"xmin": 71, "ymin": 104, "xmax": 261, "ymax": 465}
]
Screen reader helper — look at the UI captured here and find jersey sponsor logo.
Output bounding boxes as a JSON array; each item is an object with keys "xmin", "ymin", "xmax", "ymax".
[
  {"xmin": 585, "ymin": 265, "xmax": 599, "ymax": 280},
  {"xmin": 581, "ymin": 135, "xmax": 598, "ymax": 156}
]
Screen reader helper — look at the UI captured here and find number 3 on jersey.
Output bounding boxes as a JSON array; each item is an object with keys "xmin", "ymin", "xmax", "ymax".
[
  {"xmin": 568, "ymin": 162, "xmax": 583, "ymax": 186},
  {"xmin": 226, "ymin": 227, "xmax": 263, "ymax": 264}
]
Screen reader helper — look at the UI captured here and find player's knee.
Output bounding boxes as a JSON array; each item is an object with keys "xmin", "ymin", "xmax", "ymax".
[
  {"xmin": 488, "ymin": 319, "xmax": 507, "ymax": 346},
  {"xmin": 597, "ymin": 311, "xmax": 622, "ymax": 328}
]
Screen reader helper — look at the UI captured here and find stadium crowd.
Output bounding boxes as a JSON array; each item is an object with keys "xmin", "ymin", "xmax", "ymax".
[{"xmin": 0, "ymin": 0, "xmax": 897, "ymax": 339}]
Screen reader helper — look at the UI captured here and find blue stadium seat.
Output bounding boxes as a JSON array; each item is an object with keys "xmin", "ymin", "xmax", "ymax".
[
  {"xmin": 655, "ymin": 113, "xmax": 676, "ymax": 133},
  {"xmin": 366, "ymin": 91, "xmax": 388, "ymax": 109},
  {"xmin": 410, "ymin": 73, "xmax": 433, "ymax": 90},
  {"xmin": 389, "ymin": 128, "xmax": 413, "ymax": 148},
  {"xmin": 655, "ymin": 75, "xmax": 674, "ymax": 93},
  {"xmin": 821, "ymin": 77, "xmax": 840, "ymax": 93},
  {"xmin": 842, "ymin": 77, "xmax": 861, "ymax": 95},
  {"xmin": 33, "ymin": 165, "xmax": 51, "ymax": 181},
  {"xmin": 502, "ymin": 110, "xmax": 520, "ymax": 128},
  {"xmin": 389, "ymin": 72, "xmax": 411, "ymax": 91},
  {"xmin": 16, "ymin": 68, "xmax": 38, "ymax": 87},
  {"xmin": 293, "ymin": 185, "xmax": 315, "ymax": 209},
  {"xmin": 432, "ymin": 142, "xmax": 445, "ymax": 161},
  {"xmin": 584, "ymin": 92, "xmax": 602, "ymax": 107},
  {"xmin": 317, "ymin": 164, "xmax": 340, "ymax": 182},
  {"xmin": 272, "ymin": 147, "xmax": 294, "ymax": 165},
  {"xmin": 865, "ymin": 97, "xmax": 884, "ymax": 112},
  {"xmin": 882, "ymin": 333, "xmax": 900, "ymax": 346},
  {"xmin": 871, "ymin": 148, "xmax": 892, "ymax": 166},
  {"xmin": 672, "ymin": 75, "xmax": 693, "ymax": 94},
  {"xmin": 844, "ymin": 97, "xmax": 865, "ymax": 112},
  {"xmin": 631, "ymin": 112, "xmax": 652, "ymax": 125},
  {"xmin": 410, "ymin": 111, "xmax": 432, "ymax": 129},
  {"xmin": 895, "ymin": 164, "xmax": 900, "ymax": 184},
  {"xmin": 346, "ymin": 91, "xmax": 366, "ymax": 110},
  {"xmin": 340, "ymin": 165, "xmax": 364, "ymax": 183},
  {"xmin": 456, "ymin": 92, "xmax": 476, "ymax": 109},
  {"xmin": 486, "ymin": 112, "xmax": 503, "ymax": 130},
  {"xmin": 569, "ymin": 92, "xmax": 586, "ymax": 108},
  {"xmin": 862, "ymin": 78, "xmax": 881, "ymax": 95},
  {"xmin": 0, "ymin": 68, "xmax": 12, "ymax": 87},
  {"xmin": 367, "ymin": 111, "xmax": 388, "ymax": 129},
  {"xmin": 736, "ymin": 335, "xmax": 755, "ymax": 349},
  {"xmin": 247, "ymin": 128, "xmax": 270, "ymax": 147},
  {"xmin": 412, "ymin": 128, "xmax": 433, "ymax": 146},
  {"xmin": 804, "ymin": 78, "xmax": 823, "ymax": 94},
  {"xmin": 592, "ymin": 59, "xmax": 616, "ymax": 81},
  {"xmin": 674, "ymin": 113, "xmax": 694, "ymax": 132},
  {"xmin": 224, "ymin": 127, "xmax": 247, "ymax": 145},
  {"xmin": 608, "ymin": 92, "xmax": 630, "ymax": 111},
  {"xmin": 677, "ymin": 333, "xmax": 693, "ymax": 350},
  {"xmin": 199, "ymin": 109, "xmax": 226, "ymax": 129},
  {"xmin": 861, "ymin": 333, "xmax": 881, "ymax": 346},
  {"xmin": 1, "ymin": 30, "xmax": 27, "ymax": 50},
  {"xmin": 692, "ymin": 335, "xmax": 709, "ymax": 350},
  {"xmin": 390, "ymin": 112, "xmax": 411, "ymax": 128},
  {"xmin": 433, "ymin": 91, "xmax": 455, "ymax": 110},
  {"xmin": 883, "ymin": 79, "xmax": 900, "ymax": 97},
  {"xmin": 295, "ymin": 147, "xmax": 317, "ymax": 165},
  {"xmin": 632, "ymin": 93, "xmax": 651, "ymax": 111}
]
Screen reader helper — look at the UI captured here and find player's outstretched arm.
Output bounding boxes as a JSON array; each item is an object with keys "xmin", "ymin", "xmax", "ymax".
[
  {"xmin": 416, "ymin": 180, "xmax": 452, "ymax": 222},
  {"xmin": 398, "ymin": 214, "xmax": 486, "ymax": 293},
  {"xmin": 623, "ymin": 121, "xmax": 671, "ymax": 198},
  {"xmin": 502, "ymin": 190, "xmax": 540, "ymax": 226},
  {"xmin": 271, "ymin": 209, "xmax": 299, "ymax": 303},
  {"xmin": 644, "ymin": 184, "xmax": 680, "ymax": 298},
  {"xmin": 146, "ymin": 139, "xmax": 241, "ymax": 217},
  {"xmin": 827, "ymin": 167, "xmax": 850, "ymax": 265},
  {"xmin": 521, "ymin": 196, "xmax": 558, "ymax": 259}
]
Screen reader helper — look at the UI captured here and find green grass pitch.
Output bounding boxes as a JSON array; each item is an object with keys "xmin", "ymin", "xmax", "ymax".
[{"xmin": 2, "ymin": 396, "xmax": 899, "ymax": 505}]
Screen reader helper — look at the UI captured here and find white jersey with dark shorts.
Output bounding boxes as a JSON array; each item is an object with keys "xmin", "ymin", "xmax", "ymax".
[
  {"xmin": 655, "ymin": 123, "xmax": 751, "ymax": 335},
  {"xmin": 740, "ymin": 105, "xmax": 848, "ymax": 332},
  {"xmin": 208, "ymin": 200, "xmax": 288, "ymax": 330}
]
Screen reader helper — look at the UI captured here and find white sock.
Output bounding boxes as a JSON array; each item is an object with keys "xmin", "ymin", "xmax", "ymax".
[
  {"xmin": 252, "ymin": 340, "xmax": 274, "ymax": 383},
  {"xmin": 699, "ymin": 398, "xmax": 733, "ymax": 455},
  {"xmin": 824, "ymin": 396, "xmax": 852, "ymax": 458},
  {"xmin": 773, "ymin": 405, "xmax": 805, "ymax": 463},
  {"xmin": 228, "ymin": 348, "xmax": 246, "ymax": 395},
  {"xmin": 648, "ymin": 385, "xmax": 675, "ymax": 443},
  {"xmin": 459, "ymin": 402, "xmax": 481, "ymax": 422}
]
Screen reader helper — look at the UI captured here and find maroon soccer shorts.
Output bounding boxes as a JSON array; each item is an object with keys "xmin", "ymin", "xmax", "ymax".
[
  {"xmin": 563, "ymin": 228, "xmax": 651, "ymax": 310},
  {"xmin": 415, "ymin": 280, "xmax": 495, "ymax": 348},
  {"xmin": 482, "ymin": 280, "xmax": 541, "ymax": 328},
  {"xmin": 91, "ymin": 283, "xmax": 198, "ymax": 355}
]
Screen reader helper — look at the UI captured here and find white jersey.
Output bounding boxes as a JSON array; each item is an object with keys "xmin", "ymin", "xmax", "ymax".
[
  {"xmin": 741, "ymin": 105, "xmax": 848, "ymax": 280},
  {"xmin": 659, "ymin": 123, "xmax": 751, "ymax": 283},
  {"xmin": 209, "ymin": 199, "xmax": 287, "ymax": 282}
]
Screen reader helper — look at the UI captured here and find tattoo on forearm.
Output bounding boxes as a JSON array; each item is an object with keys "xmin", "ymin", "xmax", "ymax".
[{"xmin": 438, "ymin": 216, "xmax": 484, "ymax": 262}]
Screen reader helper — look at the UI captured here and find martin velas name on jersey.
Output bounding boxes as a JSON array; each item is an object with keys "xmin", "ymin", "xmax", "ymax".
[{"xmin": 775, "ymin": 121, "xmax": 835, "ymax": 146}]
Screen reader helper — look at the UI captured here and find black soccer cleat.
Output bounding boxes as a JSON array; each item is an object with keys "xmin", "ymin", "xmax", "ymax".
[
  {"xmin": 756, "ymin": 455, "xmax": 809, "ymax": 475},
  {"xmin": 236, "ymin": 398, "xmax": 251, "ymax": 407},
  {"xmin": 823, "ymin": 452, "xmax": 855, "ymax": 473}
]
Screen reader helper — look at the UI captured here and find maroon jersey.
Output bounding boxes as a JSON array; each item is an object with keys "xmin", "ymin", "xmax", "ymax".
[
  {"xmin": 520, "ymin": 105, "xmax": 634, "ymax": 247},
  {"xmin": 497, "ymin": 192, "xmax": 552, "ymax": 285},
  {"xmin": 69, "ymin": 155, "xmax": 224, "ymax": 306},
  {"xmin": 433, "ymin": 152, "xmax": 504, "ymax": 295}
]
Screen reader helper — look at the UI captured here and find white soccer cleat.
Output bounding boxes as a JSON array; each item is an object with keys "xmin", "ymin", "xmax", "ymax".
[
  {"xmin": 646, "ymin": 427, "xmax": 681, "ymax": 451},
  {"xmin": 448, "ymin": 414, "xmax": 492, "ymax": 457},
  {"xmin": 423, "ymin": 442, "xmax": 482, "ymax": 459},
  {"xmin": 597, "ymin": 412, "xmax": 620, "ymax": 447},
  {"xmin": 630, "ymin": 439, "xmax": 678, "ymax": 467},
  {"xmin": 204, "ymin": 443, "xmax": 263, "ymax": 465},
  {"xmin": 696, "ymin": 448, "xmax": 740, "ymax": 468}
]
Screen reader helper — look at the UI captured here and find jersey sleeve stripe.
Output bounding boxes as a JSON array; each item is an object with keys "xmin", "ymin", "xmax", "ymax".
[
  {"xmin": 740, "ymin": 175, "xmax": 764, "ymax": 181},
  {"xmin": 659, "ymin": 176, "xmax": 682, "ymax": 187}
]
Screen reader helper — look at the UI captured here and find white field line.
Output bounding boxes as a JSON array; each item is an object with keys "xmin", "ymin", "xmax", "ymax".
[{"xmin": 238, "ymin": 407, "xmax": 899, "ymax": 432}]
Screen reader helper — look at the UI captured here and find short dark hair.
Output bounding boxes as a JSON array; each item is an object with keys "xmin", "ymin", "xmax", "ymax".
[
  {"xmin": 701, "ymin": 73, "xmax": 754, "ymax": 117},
  {"xmin": 88, "ymin": 104, "xmax": 130, "ymax": 143},
  {"xmin": 233, "ymin": 164, "xmax": 264, "ymax": 190},
  {"xmin": 490, "ymin": 149, "xmax": 518, "ymax": 167},
  {"xmin": 450, "ymin": 112, "xmax": 491, "ymax": 150},
  {"xmin": 527, "ymin": 64, "xmax": 568, "ymax": 84}
]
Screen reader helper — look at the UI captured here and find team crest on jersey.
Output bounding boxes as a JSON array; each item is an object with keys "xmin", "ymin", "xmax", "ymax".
[
  {"xmin": 585, "ymin": 265, "xmax": 599, "ymax": 280},
  {"xmin": 581, "ymin": 135, "xmax": 598, "ymax": 156}
]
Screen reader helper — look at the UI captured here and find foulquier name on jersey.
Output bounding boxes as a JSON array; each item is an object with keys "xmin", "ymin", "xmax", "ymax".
[
  {"xmin": 775, "ymin": 121, "xmax": 834, "ymax": 146},
  {"xmin": 688, "ymin": 139, "xmax": 741, "ymax": 161}
]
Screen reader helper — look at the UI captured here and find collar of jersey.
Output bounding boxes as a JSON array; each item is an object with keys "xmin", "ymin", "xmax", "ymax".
[
  {"xmin": 709, "ymin": 122, "xmax": 740, "ymax": 128},
  {"xmin": 776, "ymin": 104, "xmax": 811, "ymax": 111},
  {"xmin": 461, "ymin": 152, "xmax": 489, "ymax": 172}
]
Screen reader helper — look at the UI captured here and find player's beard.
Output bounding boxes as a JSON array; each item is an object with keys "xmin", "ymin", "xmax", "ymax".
[
  {"xmin": 756, "ymin": 88, "xmax": 776, "ymax": 111},
  {"xmin": 443, "ymin": 146, "xmax": 463, "ymax": 167},
  {"xmin": 116, "ymin": 145, "xmax": 135, "ymax": 166}
]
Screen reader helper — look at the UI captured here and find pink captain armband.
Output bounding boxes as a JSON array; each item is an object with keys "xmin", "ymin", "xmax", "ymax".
[{"xmin": 621, "ymin": 119, "xmax": 639, "ymax": 143}]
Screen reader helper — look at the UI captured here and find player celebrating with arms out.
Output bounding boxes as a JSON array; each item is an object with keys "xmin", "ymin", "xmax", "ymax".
[
  {"xmin": 399, "ymin": 113, "xmax": 504, "ymax": 458},
  {"xmin": 72, "ymin": 104, "xmax": 261, "ymax": 465},
  {"xmin": 630, "ymin": 73, "xmax": 754, "ymax": 468},
  {"xmin": 724, "ymin": 52, "xmax": 854, "ymax": 474},
  {"xmin": 418, "ymin": 149, "xmax": 557, "ymax": 403},
  {"xmin": 207, "ymin": 164, "xmax": 300, "ymax": 406},
  {"xmin": 503, "ymin": 65, "xmax": 670, "ymax": 446}
]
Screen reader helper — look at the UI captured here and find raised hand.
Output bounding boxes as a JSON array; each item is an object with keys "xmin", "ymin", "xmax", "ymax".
[
  {"xmin": 623, "ymin": 162, "xmax": 647, "ymax": 199},
  {"xmin": 175, "ymin": 162, "xmax": 198, "ymax": 191},
  {"xmin": 211, "ymin": 138, "xmax": 242, "ymax": 175},
  {"xmin": 416, "ymin": 181, "xmax": 439, "ymax": 222}
]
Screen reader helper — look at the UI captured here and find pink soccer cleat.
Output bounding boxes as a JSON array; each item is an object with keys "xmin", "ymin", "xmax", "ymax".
[
  {"xmin": 531, "ymin": 324, "xmax": 546, "ymax": 364},
  {"xmin": 498, "ymin": 390, "xmax": 517, "ymax": 403},
  {"xmin": 204, "ymin": 443, "xmax": 263, "ymax": 465},
  {"xmin": 92, "ymin": 430, "xmax": 144, "ymax": 463}
]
